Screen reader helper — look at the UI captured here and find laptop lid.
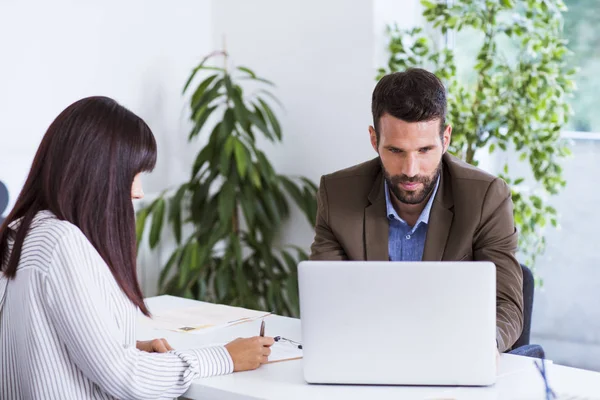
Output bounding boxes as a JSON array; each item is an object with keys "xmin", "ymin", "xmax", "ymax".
[{"xmin": 298, "ymin": 261, "xmax": 497, "ymax": 386}]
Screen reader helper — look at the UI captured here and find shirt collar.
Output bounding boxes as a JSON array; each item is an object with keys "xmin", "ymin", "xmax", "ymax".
[
  {"xmin": 8, "ymin": 210, "xmax": 56, "ymax": 231},
  {"xmin": 384, "ymin": 175, "xmax": 440, "ymax": 227}
]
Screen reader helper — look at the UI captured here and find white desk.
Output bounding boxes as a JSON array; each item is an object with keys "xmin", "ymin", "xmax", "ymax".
[{"xmin": 138, "ymin": 295, "xmax": 600, "ymax": 400}]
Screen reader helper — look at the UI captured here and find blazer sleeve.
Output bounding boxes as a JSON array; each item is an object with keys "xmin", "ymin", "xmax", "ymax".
[
  {"xmin": 309, "ymin": 176, "xmax": 348, "ymax": 261},
  {"xmin": 474, "ymin": 178, "xmax": 524, "ymax": 352}
]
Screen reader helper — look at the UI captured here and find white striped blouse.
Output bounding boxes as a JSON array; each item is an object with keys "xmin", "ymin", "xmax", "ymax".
[{"xmin": 0, "ymin": 210, "xmax": 233, "ymax": 399}]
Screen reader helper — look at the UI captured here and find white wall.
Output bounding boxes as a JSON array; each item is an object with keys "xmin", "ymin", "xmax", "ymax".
[
  {"xmin": 0, "ymin": 0, "xmax": 426, "ymax": 294},
  {"xmin": 0, "ymin": 0, "xmax": 213, "ymax": 206},
  {"xmin": 0, "ymin": 0, "xmax": 213, "ymax": 291},
  {"xmin": 211, "ymin": 0, "xmax": 394, "ymax": 250}
]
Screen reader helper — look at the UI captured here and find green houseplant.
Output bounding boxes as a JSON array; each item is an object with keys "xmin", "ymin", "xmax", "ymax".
[
  {"xmin": 378, "ymin": 0, "xmax": 576, "ymax": 273},
  {"xmin": 136, "ymin": 52, "xmax": 317, "ymax": 316}
]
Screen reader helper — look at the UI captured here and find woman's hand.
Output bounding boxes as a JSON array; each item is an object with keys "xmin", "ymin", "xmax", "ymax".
[
  {"xmin": 136, "ymin": 338, "xmax": 174, "ymax": 353},
  {"xmin": 225, "ymin": 336, "xmax": 275, "ymax": 372}
]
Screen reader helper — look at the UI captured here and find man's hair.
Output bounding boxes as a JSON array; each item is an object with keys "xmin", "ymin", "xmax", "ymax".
[{"xmin": 371, "ymin": 68, "xmax": 447, "ymax": 142}]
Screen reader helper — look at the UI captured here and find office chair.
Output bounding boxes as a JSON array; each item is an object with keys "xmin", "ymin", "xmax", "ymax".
[
  {"xmin": 0, "ymin": 180, "xmax": 8, "ymax": 225},
  {"xmin": 509, "ymin": 264, "xmax": 545, "ymax": 358}
]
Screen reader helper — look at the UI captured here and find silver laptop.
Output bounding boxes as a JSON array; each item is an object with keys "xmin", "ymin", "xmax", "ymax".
[{"xmin": 298, "ymin": 261, "xmax": 497, "ymax": 386}]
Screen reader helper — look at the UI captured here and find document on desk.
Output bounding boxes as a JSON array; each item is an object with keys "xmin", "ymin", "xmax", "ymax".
[
  {"xmin": 140, "ymin": 303, "xmax": 270, "ymax": 333},
  {"xmin": 267, "ymin": 343, "xmax": 303, "ymax": 363}
]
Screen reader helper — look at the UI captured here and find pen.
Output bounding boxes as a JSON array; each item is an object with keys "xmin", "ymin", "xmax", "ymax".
[{"xmin": 260, "ymin": 320, "xmax": 265, "ymax": 337}]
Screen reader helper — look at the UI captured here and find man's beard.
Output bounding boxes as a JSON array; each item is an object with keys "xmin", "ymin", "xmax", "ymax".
[{"xmin": 382, "ymin": 159, "xmax": 442, "ymax": 205}]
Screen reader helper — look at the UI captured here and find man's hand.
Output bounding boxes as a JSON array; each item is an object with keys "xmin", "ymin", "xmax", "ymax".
[
  {"xmin": 225, "ymin": 336, "xmax": 275, "ymax": 372},
  {"xmin": 136, "ymin": 338, "xmax": 174, "ymax": 353}
]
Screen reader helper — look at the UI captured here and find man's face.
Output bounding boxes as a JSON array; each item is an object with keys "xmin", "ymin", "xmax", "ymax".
[{"xmin": 369, "ymin": 114, "xmax": 451, "ymax": 205}]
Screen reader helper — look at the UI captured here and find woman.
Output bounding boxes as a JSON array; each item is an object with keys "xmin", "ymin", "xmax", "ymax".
[{"xmin": 0, "ymin": 96, "xmax": 273, "ymax": 399}]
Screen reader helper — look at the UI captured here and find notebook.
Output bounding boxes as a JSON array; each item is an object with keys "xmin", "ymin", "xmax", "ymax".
[
  {"xmin": 204, "ymin": 341, "xmax": 302, "ymax": 364},
  {"xmin": 267, "ymin": 342, "xmax": 303, "ymax": 363}
]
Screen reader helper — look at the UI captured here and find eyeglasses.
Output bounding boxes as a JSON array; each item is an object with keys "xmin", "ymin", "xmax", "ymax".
[
  {"xmin": 534, "ymin": 358, "xmax": 557, "ymax": 400},
  {"xmin": 274, "ymin": 336, "xmax": 302, "ymax": 349}
]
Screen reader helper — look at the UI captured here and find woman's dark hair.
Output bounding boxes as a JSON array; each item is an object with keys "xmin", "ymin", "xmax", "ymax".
[
  {"xmin": 372, "ymin": 68, "xmax": 447, "ymax": 143},
  {"xmin": 0, "ymin": 96, "xmax": 156, "ymax": 315}
]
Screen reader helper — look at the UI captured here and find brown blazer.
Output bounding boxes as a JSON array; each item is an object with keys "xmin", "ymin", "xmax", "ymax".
[{"xmin": 309, "ymin": 153, "xmax": 524, "ymax": 352}]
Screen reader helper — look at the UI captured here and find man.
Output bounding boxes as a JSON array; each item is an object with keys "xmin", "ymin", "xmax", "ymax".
[{"xmin": 309, "ymin": 68, "xmax": 524, "ymax": 353}]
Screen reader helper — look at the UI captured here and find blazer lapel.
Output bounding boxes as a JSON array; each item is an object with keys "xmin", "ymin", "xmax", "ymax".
[
  {"xmin": 422, "ymin": 161, "xmax": 454, "ymax": 261},
  {"xmin": 364, "ymin": 171, "xmax": 389, "ymax": 261}
]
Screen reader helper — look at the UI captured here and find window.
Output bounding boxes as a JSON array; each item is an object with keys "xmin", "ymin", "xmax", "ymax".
[
  {"xmin": 449, "ymin": 0, "xmax": 600, "ymax": 370},
  {"xmin": 563, "ymin": 0, "xmax": 600, "ymax": 133},
  {"xmin": 531, "ymin": 1, "xmax": 600, "ymax": 370}
]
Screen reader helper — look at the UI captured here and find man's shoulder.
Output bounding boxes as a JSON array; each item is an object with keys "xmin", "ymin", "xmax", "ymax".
[
  {"xmin": 319, "ymin": 158, "xmax": 381, "ymax": 207},
  {"xmin": 444, "ymin": 153, "xmax": 510, "ymax": 202},
  {"xmin": 321, "ymin": 158, "xmax": 380, "ymax": 183},
  {"xmin": 444, "ymin": 153, "xmax": 497, "ymax": 183}
]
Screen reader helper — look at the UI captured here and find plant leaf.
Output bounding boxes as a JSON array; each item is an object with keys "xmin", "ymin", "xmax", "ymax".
[
  {"xmin": 149, "ymin": 198, "xmax": 166, "ymax": 249},
  {"xmin": 299, "ymin": 176, "xmax": 319, "ymax": 192},
  {"xmin": 218, "ymin": 182, "xmax": 236, "ymax": 225},
  {"xmin": 183, "ymin": 59, "xmax": 209, "ymax": 94},
  {"xmin": 220, "ymin": 142, "xmax": 232, "ymax": 176},
  {"xmin": 224, "ymin": 75, "xmax": 249, "ymax": 127},
  {"xmin": 169, "ymin": 184, "xmax": 188, "ymax": 244},
  {"xmin": 190, "ymin": 179, "xmax": 213, "ymax": 222},
  {"xmin": 189, "ymin": 105, "xmax": 218, "ymax": 140},
  {"xmin": 249, "ymin": 166, "xmax": 262, "ymax": 188},
  {"xmin": 177, "ymin": 241, "xmax": 194, "ymax": 289},
  {"xmin": 215, "ymin": 260, "xmax": 230, "ymax": 301},
  {"xmin": 233, "ymin": 139, "xmax": 249, "ymax": 178},
  {"xmin": 190, "ymin": 74, "xmax": 219, "ymax": 106},
  {"xmin": 218, "ymin": 108, "xmax": 236, "ymax": 145},
  {"xmin": 237, "ymin": 66, "xmax": 257, "ymax": 78},
  {"xmin": 247, "ymin": 112, "xmax": 274, "ymax": 141},
  {"xmin": 257, "ymin": 98, "xmax": 282, "ymax": 140},
  {"xmin": 241, "ymin": 75, "xmax": 275, "ymax": 86},
  {"xmin": 159, "ymin": 247, "xmax": 183, "ymax": 287},
  {"xmin": 135, "ymin": 207, "xmax": 151, "ymax": 250},
  {"xmin": 239, "ymin": 192, "xmax": 256, "ymax": 229},
  {"xmin": 191, "ymin": 79, "xmax": 224, "ymax": 116},
  {"xmin": 255, "ymin": 89, "xmax": 284, "ymax": 109},
  {"xmin": 192, "ymin": 145, "xmax": 214, "ymax": 177}
]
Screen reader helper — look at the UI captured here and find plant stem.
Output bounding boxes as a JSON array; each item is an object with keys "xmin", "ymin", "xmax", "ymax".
[
  {"xmin": 466, "ymin": 145, "xmax": 476, "ymax": 164},
  {"xmin": 232, "ymin": 200, "xmax": 239, "ymax": 234}
]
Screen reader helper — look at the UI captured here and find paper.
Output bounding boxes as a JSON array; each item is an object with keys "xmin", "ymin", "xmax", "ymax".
[
  {"xmin": 197, "ymin": 340, "xmax": 302, "ymax": 364},
  {"xmin": 140, "ymin": 303, "xmax": 270, "ymax": 333},
  {"xmin": 267, "ymin": 342, "xmax": 303, "ymax": 363}
]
